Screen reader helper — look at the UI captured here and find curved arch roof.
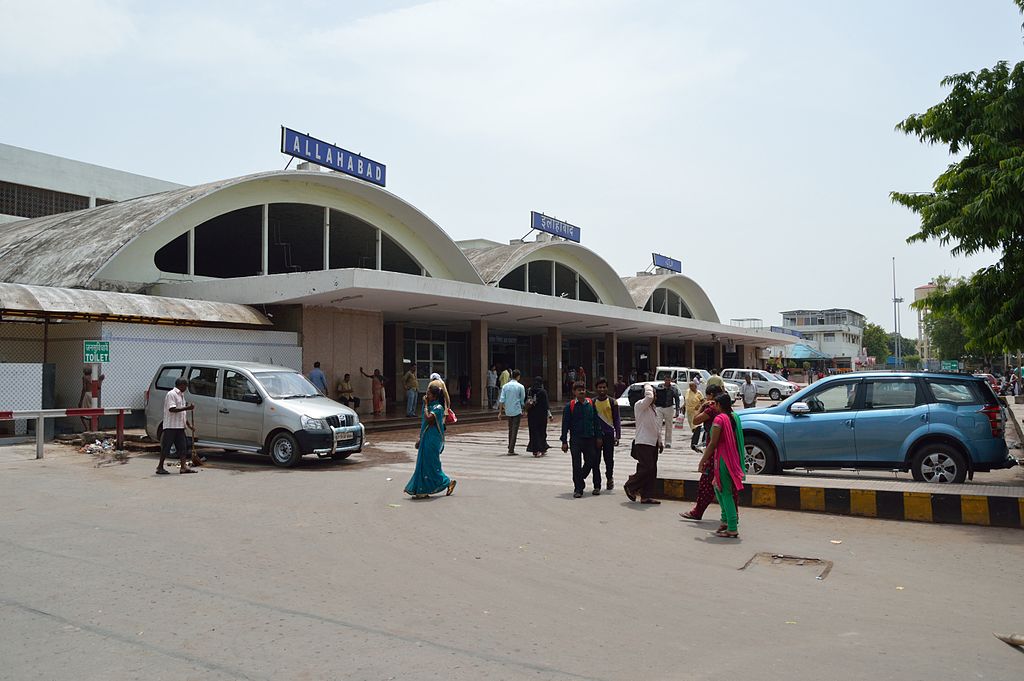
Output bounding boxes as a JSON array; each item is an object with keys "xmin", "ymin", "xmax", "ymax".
[
  {"xmin": 0, "ymin": 170, "xmax": 483, "ymax": 288},
  {"xmin": 622, "ymin": 273, "xmax": 720, "ymax": 323},
  {"xmin": 464, "ymin": 240, "xmax": 636, "ymax": 309}
]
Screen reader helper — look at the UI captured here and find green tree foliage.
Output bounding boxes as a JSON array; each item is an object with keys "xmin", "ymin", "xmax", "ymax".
[
  {"xmin": 863, "ymin": 322, "xmax": 890, "ymax": 359},
  {"xmin": 920, "ymin": 275, "xmax": 996, "ymax": 360},
  {"xmin": 891, "ymin": 13, "xmax": 1024, "ymax": 352}
]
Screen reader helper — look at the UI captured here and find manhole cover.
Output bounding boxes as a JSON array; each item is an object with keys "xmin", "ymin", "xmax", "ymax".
[{"xmin": 739, "ymin": 552, "xmax": 833, "ymax": 581}]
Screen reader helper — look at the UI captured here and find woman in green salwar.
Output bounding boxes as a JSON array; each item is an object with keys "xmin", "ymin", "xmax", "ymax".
[{"xmin": 404, "ymin": 382, "xmax": 457, "ymax": 499}]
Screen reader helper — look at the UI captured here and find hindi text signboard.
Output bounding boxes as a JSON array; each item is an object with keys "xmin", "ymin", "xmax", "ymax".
[
  {"xmin": 83, "ymin": 341, "xmax": 109, "ymax": 363},
  {"xmin": 530, "ymin": 211, "xmax": 581, "ymax": 243}
]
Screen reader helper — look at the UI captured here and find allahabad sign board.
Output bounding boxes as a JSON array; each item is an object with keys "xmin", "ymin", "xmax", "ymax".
[{"xmin": 281, "ymin": 127, "xmax": 386, "ymax": 187}]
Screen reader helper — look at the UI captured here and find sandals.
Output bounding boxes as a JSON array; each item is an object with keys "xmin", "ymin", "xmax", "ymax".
[
  {"xmin": 678, "ymin": 511, "xmax": 701, "ymax": 521},
  {"xmin": 446, "ymin": 479, "xmax": 457, "ymax": 496},
  {"xmin": 713, "ymin": 529, "xmax": 739, "ymax": 538}
]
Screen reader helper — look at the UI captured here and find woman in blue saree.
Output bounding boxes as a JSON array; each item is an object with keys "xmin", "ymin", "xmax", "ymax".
[{"xmin": 404, "ymin": 382, "xmax": 457, "ymax": 498}]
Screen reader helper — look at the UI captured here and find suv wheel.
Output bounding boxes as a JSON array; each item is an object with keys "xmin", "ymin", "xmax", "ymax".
[
  {"xmin": 768, "ymin": 388, "xmax": 781, "ymax": 401},
  {"xmin": 744, "ymin": 434, "xmax": 778, "ymax": 475},
  {"xmin": 911, "ymin": 444, "xmax": 967, "ymax": 484},
  {"xmin": 268, "ymin": 432, "xmax": 301, "ymax": 467}
]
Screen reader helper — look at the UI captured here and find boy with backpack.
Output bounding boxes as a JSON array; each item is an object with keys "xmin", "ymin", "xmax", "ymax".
[{"xmin": 560, "ymin": 382, "xmax": 604, "ymax": 498}]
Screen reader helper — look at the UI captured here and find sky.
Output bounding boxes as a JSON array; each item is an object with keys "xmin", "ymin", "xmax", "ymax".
[{"xmin": 2, "ymin": 0, "xmax": 1021, "ymax": 338}]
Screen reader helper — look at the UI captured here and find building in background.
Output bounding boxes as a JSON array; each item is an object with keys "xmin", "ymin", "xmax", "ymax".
[
  {"xmin": 0, "ymin": 143, "xmax": 182, "ymax": 225},
  {"xmin": 769, "ymin": 309, "xmax": 865, "ymax": 370},
  {"xmin": 914, "ymin": 281, "xmax": 937, "ymax": 366}
]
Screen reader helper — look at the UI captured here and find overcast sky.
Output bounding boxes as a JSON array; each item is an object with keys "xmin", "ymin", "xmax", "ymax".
[{"xmin": 2, "ymin": 0, "xmax": 1020, "ymax": 338}]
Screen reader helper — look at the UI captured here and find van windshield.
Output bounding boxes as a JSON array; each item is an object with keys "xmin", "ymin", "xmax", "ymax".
[
  {"xmin": 253, "ymin": 371, "xmax": 321, "ymax": 399},
  {"xmin": 655, "ymin": 370, "xmax": 674, "ymax": 381}
]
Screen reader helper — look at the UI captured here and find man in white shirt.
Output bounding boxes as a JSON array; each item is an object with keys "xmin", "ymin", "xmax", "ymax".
[
  {"xmin": 498, "ymin": 370, "xmax": 527, "ymax": 455},
  {"xmin": 623, "ymin": 383, "xmax": 663, "ymax": 503},
  {"xmin": 157, "ymin": 377, "xmax": 196, "ymax": 475},
  {"xmin": 486, "ymin": 365, "xmax": 498, "ymax": 410},
  {"xmin": 741, "ymin": 374, "xmax": 758, "ymax": 409}
]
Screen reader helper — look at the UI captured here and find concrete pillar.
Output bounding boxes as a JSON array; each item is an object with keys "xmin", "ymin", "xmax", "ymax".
[
  {"xmin": 393, "ymin": 322, "xmax": 405, "ymax": 407},
  {"xmin": 684, "ymin": 339, "xmax": 695, "ymax": 367},
  {"xmin": 581, "ymin": 339, "xmax": 596, "ymax": 386},
  {"xmin": 713, "ymin": 341, "xmax": 724, "ymax": 370},
  {"xmin": 621, "ymin": 341, "xmax": 635, "ymax": 382},
  {"xmin": 545, "ymin": 326, "xmax": 563, "ymax": 402},
  {"xmin": 648, "ymin": 335, "xmax": 662, "ymax": 368},
  {"xmin": 470, "ymin": 320, "xmax": 488, "ymax": 408},
  {"xmin": 604, "ymin": 332, "xmax": 618, "ymax": 384},
  {"xmin": 736, "ymin": 344, "xmax": 746, "ymax": 368}
]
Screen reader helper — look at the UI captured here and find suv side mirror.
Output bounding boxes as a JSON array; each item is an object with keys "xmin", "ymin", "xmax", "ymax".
[
  {"xmin": 790, "ymin": 401, "xmax": 810, "ymax": 415},
  {"xmin": 242, "ymin": 393, "xmax": 263, "ymax": 405}
]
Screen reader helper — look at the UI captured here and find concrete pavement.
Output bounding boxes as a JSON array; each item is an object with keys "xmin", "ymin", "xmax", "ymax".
[{"xmin": 1, "ymin": 434, "xmax": 1023, "ymax": 680}]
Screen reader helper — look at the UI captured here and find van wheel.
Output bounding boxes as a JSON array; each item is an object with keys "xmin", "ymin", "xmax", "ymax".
[
  {"xmin": 911, "ymin": 444, "xmax": 966, "ymax": 484},
  {"xmin": 268, "ymin": 432, "xmax": 301, "ymax": 467},
  {"xmin": 744, "ymin": 434, "xmax": 778, "ymax": 475},
  {"xmin": 769, "ymin": 388, "xmax": 781, "ymax": 401}
]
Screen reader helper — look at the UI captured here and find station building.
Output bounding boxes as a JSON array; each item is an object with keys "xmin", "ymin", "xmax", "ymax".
[{"xmin": 0, "ymin": 143, "xmax": 794, "ymax": 417}]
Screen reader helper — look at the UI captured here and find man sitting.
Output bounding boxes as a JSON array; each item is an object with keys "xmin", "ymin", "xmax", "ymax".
[{"xmin": 336, "ymin": 373, "xmax": 361, "ymax": 409}]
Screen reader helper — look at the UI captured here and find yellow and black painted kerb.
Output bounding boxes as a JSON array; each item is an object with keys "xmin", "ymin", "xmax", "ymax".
[{"xmin": 655, "ymin": 478, "xmax": 1024, "ymax": 528}]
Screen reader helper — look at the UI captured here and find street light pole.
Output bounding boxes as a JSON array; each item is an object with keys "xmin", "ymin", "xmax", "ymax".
[{"xmin": 892, "ymin": 257, "xmax": 904, "ymax": 369}]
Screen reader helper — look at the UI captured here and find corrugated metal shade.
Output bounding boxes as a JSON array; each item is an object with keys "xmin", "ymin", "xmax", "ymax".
[{"xmin": 0, "ymin": 283, "xmax": 271, "ymax": 328}]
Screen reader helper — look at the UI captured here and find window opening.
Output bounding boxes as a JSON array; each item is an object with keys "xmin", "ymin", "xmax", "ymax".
[
  {"xmin": 193, "ymin": 206, "xmax": 262, "ymax": 278},
  {"xmin": 268, "ymin": 203, "xmax": 324, "ymax": 274}
]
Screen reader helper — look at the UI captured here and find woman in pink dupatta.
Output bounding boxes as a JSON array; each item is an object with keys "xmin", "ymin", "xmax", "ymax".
[{"xmin": 697, "ymin": 393, "xmax": 745, "ymax": 538}]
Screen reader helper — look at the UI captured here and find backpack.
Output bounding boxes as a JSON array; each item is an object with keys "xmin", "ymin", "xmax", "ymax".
[{"xmin": 568, "ymin": 397, "xmax": 593, "ymax": 413}]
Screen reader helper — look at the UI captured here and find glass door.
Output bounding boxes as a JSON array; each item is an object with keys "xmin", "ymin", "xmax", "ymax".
[{"xmin": 415, "ymin": 341, "xmax": 446, "ymax": 390}]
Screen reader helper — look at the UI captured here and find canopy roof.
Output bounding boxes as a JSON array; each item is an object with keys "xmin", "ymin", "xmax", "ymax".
[
  {"xmin": 0, "ymin": 282, "xmax": 271, "ymax": 328},
  {"xmin": 782, "ymin": 343, "xmax": 832, "ymax": 360}
]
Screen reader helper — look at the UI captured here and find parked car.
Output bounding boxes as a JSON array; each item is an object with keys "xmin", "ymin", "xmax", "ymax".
[
  {"xmin": 616, "ymin": 376, "xmax": 738, "ymax": 422},
  {"xmin": 973, "ymin": 373, "xmax": 999, "ymax": 391},
  {"xmin": 737, "ymin": 371, "xmax": 1013, "ymax": 483},
  {"xmin": 721, "ymin": 368, "xmax": 797, "ymax": 401},
  {"xmin": 145, "ymin": 361, "xmax": 364, "ymax": 467},
  {"xmin": 653, "ymin": 366, "xmax": 740, "ymax": 402}
]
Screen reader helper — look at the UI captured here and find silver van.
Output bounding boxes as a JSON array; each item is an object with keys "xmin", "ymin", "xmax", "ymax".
[{"xmin": 145, "ymin": 361, "xmax": 364, "ymax": 467}]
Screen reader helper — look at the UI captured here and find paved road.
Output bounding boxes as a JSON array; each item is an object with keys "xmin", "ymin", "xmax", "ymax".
[{"xmin": 0, "ymin": 433, "xmax": 1022, "ymax": 680}]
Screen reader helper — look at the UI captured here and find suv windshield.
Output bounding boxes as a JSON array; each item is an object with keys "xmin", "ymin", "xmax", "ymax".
[
  {"xmin": 654, "ymin": 370, "xmax": 673, "ymax": 381},
  {"xmin": 253, "ymin": 371, "xmax": 321, "ymax": 399}
]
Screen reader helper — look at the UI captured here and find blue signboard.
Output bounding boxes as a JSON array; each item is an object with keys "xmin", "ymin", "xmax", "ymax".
[
  {"xmin": 530, "ymin": 211, "xmax": 581, "ymax": 243},
  {"xmin": 280, "ymin": 127, "xmax": 386, "ymax": 187},
  {"xmin": 652, "ymin": 253, "xmax": 681, "ymax": 273}
]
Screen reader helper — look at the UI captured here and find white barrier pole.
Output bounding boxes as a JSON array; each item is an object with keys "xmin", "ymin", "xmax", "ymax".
[{"xmin": 35, "ymin": 415, "xmax": 44, "ymax": 459}]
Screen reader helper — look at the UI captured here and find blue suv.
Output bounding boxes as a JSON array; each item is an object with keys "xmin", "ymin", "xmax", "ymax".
[{"xmin": 738, "ymin": 372, "xmax": 1013, "ymax": 484}]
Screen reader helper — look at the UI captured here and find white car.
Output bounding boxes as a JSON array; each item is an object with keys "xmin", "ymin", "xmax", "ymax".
[
  {"xmin": 721, "ymin": 368, "xmax": 797, "ymax": 401},
  {"xmin": 617, "ymin": 377, "xmax": 738, "ymax": 421}
]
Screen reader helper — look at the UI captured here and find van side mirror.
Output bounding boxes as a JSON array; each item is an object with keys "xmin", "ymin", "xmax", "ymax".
[
  {"xmin": 790, "ymin": 402, "xmax": 810, "ymax": 415},
  {"xmin": 242, "ymin": 393, "xmax": 263, "ymax": 405}
]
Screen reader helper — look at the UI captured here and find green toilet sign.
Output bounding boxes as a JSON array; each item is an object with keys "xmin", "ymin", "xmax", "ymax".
[{"xmin": 83, "ymin": 340, "xmax": 110, "ymax": 363}]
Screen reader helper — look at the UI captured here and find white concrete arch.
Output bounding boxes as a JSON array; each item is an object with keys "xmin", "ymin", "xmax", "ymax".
[
  {"xmin": 466, "ymin": 240, "xmax": 636, "ymax": 309},
  {"xmin": 96, "ymin": 171, "xmax": 484, "ymax": 286},
  {"xmin": 622, "ymin": 273, "xmax": 721, "ymax": 323}
]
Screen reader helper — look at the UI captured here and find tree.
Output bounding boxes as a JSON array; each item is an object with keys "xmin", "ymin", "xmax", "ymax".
[
  {"xmin": 891, "ymin": 4, "xmax": 1024, "ymax": 353},
  {"xmin": 863, "ymin": 322, "xmax": 890, "ymax": 360}
]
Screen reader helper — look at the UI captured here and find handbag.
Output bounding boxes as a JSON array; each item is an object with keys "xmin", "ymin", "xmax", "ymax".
[{"xmin": 445, "ymin": 408, "xmax": 458, "ymax": 425}]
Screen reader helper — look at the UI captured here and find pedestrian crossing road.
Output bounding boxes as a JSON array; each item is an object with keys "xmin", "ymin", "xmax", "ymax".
[{"xmin": 368, "ymin": 422, "xmax": 706, "ymax": 491}]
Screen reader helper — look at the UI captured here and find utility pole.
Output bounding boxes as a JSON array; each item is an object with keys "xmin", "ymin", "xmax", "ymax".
[{"xmin": 892, "ymin": 257, "xmax": 904, "ymax": 369}]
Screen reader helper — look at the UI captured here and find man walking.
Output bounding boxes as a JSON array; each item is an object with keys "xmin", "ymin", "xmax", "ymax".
[
  {"xmin": 624, "ymin": 383, "xmax": 662, "ymax": 504},
  {"xmin": 308, "ymin": 361, "xmax": 328, "ymax": 395},
  {"xmin": 684, "ymin": 380, "xmax": 704, "ymax": 451},
  {"xmin": 654, "ymin": 375, "xmax": 680, "ymax": 448},
  {"xmin": 403, "ymin": 363, "xmax": 419, "ymax": 417},
  {"xmin": 561, "ymin": 382, "xmax": 604, "ymax": 497},
  {"xmin": 740, "ymin": 374, "xmax": 758, "ymax": 410},
  {"xmin": 593, "ymin": 378, "xmax": 621, "ymax": 490},
  {"xmin": 498, "ymin": 369, "xmax": 526, "ymax": 455},
  {"xmin": 156, "ymin": 377, "xmax": 196, "ymax": 475}
]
